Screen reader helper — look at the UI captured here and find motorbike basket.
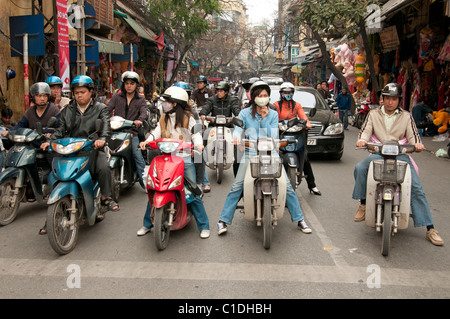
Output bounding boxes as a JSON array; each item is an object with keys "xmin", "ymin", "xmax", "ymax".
[
  {"xmin": 372, "ymin": 160, "xmax": 408, "ymax": 183},
  {"xmin": 250, "ymin": 155, "xmax": 283, "ymax": 179}
]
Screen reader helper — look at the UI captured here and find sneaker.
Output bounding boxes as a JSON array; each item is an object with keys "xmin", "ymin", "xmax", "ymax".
[
  {"xmin": 200, "ymin": 229, "xmax": 210, "ymax": 239},
  {"xmin": 137, "ymin": 226, "xmax": 152, "ymax": 236},
  {"xmin": 217, "ymin": 221, "xmax": 227, "ymax": 235},
  {"xmin": 426, "ymin": 228, "xmax": 444, "ymax": 246},
  {"xmin": 354, "ymin": 204, "xmax": 366, "ymax": 222},
  {"xmin": 298, "ymin": 220, "xmax": 312, "ymax": 233}
]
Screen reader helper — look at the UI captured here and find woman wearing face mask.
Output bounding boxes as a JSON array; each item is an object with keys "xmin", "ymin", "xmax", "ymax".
[
  {"xmin": 216, "ymin": 81, "xmax": 312, "ymax": 235},
  {"xmin": 137, "ymin": 86, "xmax": 210, "ymax": 239},
  {"xmin": 274, "ymin": 82, "xmax": 321, "ymax": 195}
]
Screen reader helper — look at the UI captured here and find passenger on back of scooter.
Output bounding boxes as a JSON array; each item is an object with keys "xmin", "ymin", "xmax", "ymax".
[
  {"xmin": 107, "ymin": 71, "xmax": 147, "ymax": 189},
  {"xmin": 45, "ymin": 76, "xmax": 70, "ymax": 110},
  {"xmin": 353, "ymin": 83, "xmax": 444, "ymax": 246},
  {"xmin": 138, "ymin": 86, "xmax": 210, "ymax": 239},
  {"xmin": 41, "ymin": 75, "xmax": 119, "ymax": 213},
  {"xmin": 216, "ymin": 81, "xmax": 312, "ymax": 236},
  {"xmin": 274, "ymin": 82, "xmax": 321, "ymax": 196}
]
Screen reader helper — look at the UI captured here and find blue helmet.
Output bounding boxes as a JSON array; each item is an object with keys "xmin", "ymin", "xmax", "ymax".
[
  {"xmin": 45, "ymin": 75, "xmax": 63, "ymax": 87},
  {"xmin": 173, "ymin": 81, "xmax": 192, "ymax": 92},
  {"xmin": 71, "ymin": 75, "xmax": 94, "ymax": 90}
]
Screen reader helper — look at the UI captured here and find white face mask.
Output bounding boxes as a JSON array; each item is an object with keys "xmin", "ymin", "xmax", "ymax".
[
  {"xmin": 162, "ymin": 101, "xmax": 173, "ymax": 113},
  {"xmin": 254, "ymin": 97, "xmax": 270, "ymax": 107}
]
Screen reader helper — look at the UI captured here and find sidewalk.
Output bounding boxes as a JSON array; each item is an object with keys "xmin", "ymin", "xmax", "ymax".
[{"xmin": 421, "ymin": 133, "xmax": 449, "ymax": 157}]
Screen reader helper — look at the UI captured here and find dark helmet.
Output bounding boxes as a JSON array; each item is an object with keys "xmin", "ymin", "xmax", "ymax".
[
  {"xmin": 216, "ymin": 81, "xmax": 230, "ymax": 92},
  {"xmin": 196, "ymin": 75, "xmax": 208, "ymax": 84},
  {"xmin": 381, "ymin": 83, "xmax": 402, "ymax": 98},
  {"xmin": 242, "ymin": 77, "xmax": 262, "ymax": 91},
  {"xmin": 71, "ymin": 75, "xmax": 94, "ymax": 90},
  {"xmin": 30, "ymin": 82, "xmax": 51, "ymax": 99},
  {"xmin": 45, "ymin": 76, "xmax": 63, "ymax": 87}
]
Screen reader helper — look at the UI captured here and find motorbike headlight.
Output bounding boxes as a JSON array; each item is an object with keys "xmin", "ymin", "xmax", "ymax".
[
  {"xmin": 13, "ymin": 135, "xmax": 26, "ymax": 142},
  {"xmin": 257, "ymin": 140, "xmax": 274, "ymax": 152},
  {"xmin": 110, "ymin": 117, "xmax": 125, "ymax": 130},
  {"xmin": 147, "ymin": 173, "xmax": 154, "ymax": 189},
  {"xmin": 117, "ymin": 139, "xmax": 130, "ymax": 152},
  {"xmin": 168, "ymin": 175, "xmax": 182, "ymax": 189},
  {"xmin": 324, "ymin": 123, "xmax": 343, "ymax": 135},
  {"xmin": 52, "ymin": 141, "xmax": 85, "ymax": 154},
  {"xmin": 157, "ymin": 141, "xmax": 180, "ymax": 153},
  {"xmin": 216, "ymin": 116, "xmax": 227, "ymax": 125},
  {"xmin": 279, "ymin": 124, "xmax": 287, "ymax": 131},
  {"xmin": 381, "ymin": 144, "xmax": 399, "ymax": 155}
]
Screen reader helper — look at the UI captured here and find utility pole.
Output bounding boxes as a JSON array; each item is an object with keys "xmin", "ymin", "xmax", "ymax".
[{"xmin": 76, "ymin": 0, "xmax": 86, "ymax": 75}]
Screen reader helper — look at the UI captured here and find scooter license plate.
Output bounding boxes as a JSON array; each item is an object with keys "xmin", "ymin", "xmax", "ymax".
[{"xmin": 307, "ymin": 139, "xmax": 316, "ymax": 146}]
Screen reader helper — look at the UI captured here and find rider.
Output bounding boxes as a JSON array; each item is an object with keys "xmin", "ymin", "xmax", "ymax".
[
  {"xmin": 138, "ymin": 86, "xmax": 210, "ymax": 239},
  {"xmin": 191, "ymin": 75, "xmax": 214, "ymax": 112},
  {"xmin": 41, "ymin": 75, "xmax": 119, "ymax": 212},
  {"xmin": 216, "ymin": 81, "xmax": 312, "ymax": 235},
  {"xmin": 107, "ymin": 71, "xmax": 148, "ymax": 189},
  {"xmin": 353, "ymin": 83, "xmax": 444, "ymax": 246},
  {"xmin": 273, "ymin": 82, "xmax": 321, "ymax": 195},
  {"xmin": 45, "ymin": 76, "xmax": 70, "ymax": 110}
]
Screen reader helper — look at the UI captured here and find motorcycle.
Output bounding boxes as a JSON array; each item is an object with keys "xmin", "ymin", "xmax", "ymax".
[
  {"xmin": 363, "ymin": 141, "xmax": 415, "ymax": 256},
  {"xmin": 234, "ymin": 118, "xmax": 295, "ymax": 249},
  {"xmin": 108, "ymin": 116, "xmax": 138, "ymax": 202},
  {"xmin": 45, "ymin": 119, "xmax": 107, "ymax": 255},
  {"xmin": 0, "ymin": 119, "xmax": 56, "ymax": 225},
  {"xmin": 278, "ymin": 109, "xmax": 316, "ymax": 189},
  {"xmin": 354, "ymin": 100, "xmax": 379, "ymax": 129},
  {"xmin": 204, "ymin": 115, "xmax": 234, "ymax": 184},
  {"xmin": 145, "ymin": 136, "xmax": 203, "ymax": 250}
]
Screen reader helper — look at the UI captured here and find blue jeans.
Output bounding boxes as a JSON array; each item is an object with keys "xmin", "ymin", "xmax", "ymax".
[
  {"xmin": 219, "ymin": 153, "xmax": 305, "ymax": 225},
  {"xmin": 143, "ymin": 158, "xmax": 210, "ymax": 231},
  {"xmin": 352, "ymin": 154, "xmax": 433, "ymax": 227},
  {"xmin": 202, "ymin": 170, "xmax": 210, "ymax": 187},
  {"xmin": 131, "ymin": 136, "xmax": 146, "ymax": 188},
  {"xmin": 338, "ymin": 110, "xmax": 349, "ymax": 129}
]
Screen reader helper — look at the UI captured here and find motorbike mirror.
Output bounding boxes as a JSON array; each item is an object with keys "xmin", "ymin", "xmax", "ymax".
[
  {"xmin": 191, "ymin": 123, "xmax": 203, "ymax": 135},
  {"xmin": 47, "ymin": 117, "xmax": 57, "ymax": 129},
  {"xmin": 142, "ymin": 121, "xmax": 150, "ymax": 132},
  {"xmin": 287, "ymin": 117, "xmax": 299, "ymax": 128},
  {"xmin": 35, "ymin": 122, "xmax": 43, "ymax": 135},
  {"xmin": 232, "ymin": 117, "xmax": 244, "ymax": 128},
  {"xmin": 308, "ymin": 108, "xmax": 317, "ymax": 118}
]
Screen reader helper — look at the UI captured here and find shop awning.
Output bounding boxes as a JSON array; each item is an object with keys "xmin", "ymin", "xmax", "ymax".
[
  {"xmin": 381, "ymin": 0, "xmax": 421, "ymax": 18},
  {"xmin": 114, "ymin": 10, "xmax": 157, "ymax": 43},
  {"xmin": 86, "ymin": 33, "xmax": 124, "ymax": 54}
]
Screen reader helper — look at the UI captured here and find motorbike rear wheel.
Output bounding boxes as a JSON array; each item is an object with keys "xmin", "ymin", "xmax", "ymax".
[
  {"xmin": 216, "ymin": 147, "xmax": 224, "ymax": 184},
  {"xmin": 381, "ymin": 200, "xmax": 392, "ymax": 256},
  {"xmin": 0, "ymin": 179, "xmax": 25, "ymax": 226},
  {"xmin": 262, "ymin": 195, "xmax": 273, "ymax": 249},
  {"xmin": 154, "ymin": 206, "xmax": 171, "ymax": 250},
  {"xmin": 47, "ymin": 196, "xmax": 79, "ymax": 255}
]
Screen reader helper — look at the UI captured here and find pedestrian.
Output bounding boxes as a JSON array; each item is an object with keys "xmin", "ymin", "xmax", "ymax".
[
  {"xmin": 318, "ymin": 81, "xmax": 331, "ymax": 100},
  {"xmin": 216, "ymin": 81, "xmax": 312, "ymax": 235},
  {"xmin": 352, "ymin": 83, "xmax": 443, "ymax": 246},
  {"xmin": 336, "ymin": 86, "xmax": 351, "ymax": 130}
]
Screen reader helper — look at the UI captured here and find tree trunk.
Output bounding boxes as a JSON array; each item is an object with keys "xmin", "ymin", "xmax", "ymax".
[
  {"xmin": 358, "ymin": 20, "xmax": 380, "ymax": 103},
  {"xmin": 169, "ymin": 44, "xmax": 193, "ymax": 85},
  {"xmin": 152, "ymin": 45, "xmax": 167, "ymax": 94},
  {"xmin": 312, "ymin": 30, "xmax": 356, "ymax": 114}
]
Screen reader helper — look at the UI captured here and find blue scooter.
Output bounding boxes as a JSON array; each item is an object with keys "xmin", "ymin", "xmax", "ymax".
[
  {"xmin": 0, "ymin": 120, "xmax": 56, "ymax": 225},
  {"xmin": 45, "ymin": 120, "xmax": 107, "ymax": 255}
]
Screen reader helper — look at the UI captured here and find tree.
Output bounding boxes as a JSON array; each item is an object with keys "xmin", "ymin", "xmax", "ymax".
[
  {"xmin": 295, "ymin": 0, "xmax": 381, "ymax": 112},
  {"xmin": 143, "ymin": 0, "xmax": 221, "ymax": 85}
]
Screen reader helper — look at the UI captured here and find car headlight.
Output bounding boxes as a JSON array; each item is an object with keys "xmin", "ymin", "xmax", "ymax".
[
  {"xmin": 381, "ymin": 144, "xmax": 399, "ymax": 155},
  {"xmin": 110, "ymin": 116, "xmax": 125, "ymax": 130},
  {"xmin": 324, "ymin": 123, "xmax": 343, "ymax": 135},
  {"xmin": 157, "ymin": 141, "xmax": 180, "ymax": 153},
  {"xmin": 257, "ymin": 140, "xmax": 275, "ymax": 152},
  {"xmin": 51, "ymin": 141, "xmax": 85, "ymax": 154}
]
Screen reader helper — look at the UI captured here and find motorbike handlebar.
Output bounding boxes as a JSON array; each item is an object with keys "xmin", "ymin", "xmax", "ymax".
[{"xmin": 357, "ymin": 142, "xmax": 416, "ymax": 154}]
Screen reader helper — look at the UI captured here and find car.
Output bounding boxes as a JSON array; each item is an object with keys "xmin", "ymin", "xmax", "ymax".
[{"xmin": 270, "ymin": 85, "xmax": 344, "ymax": 160}]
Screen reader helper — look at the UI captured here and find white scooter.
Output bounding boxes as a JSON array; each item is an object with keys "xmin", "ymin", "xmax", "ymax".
[{"xmin": 364, "ymin": 141, "xmax": 415, "ymax": 256}]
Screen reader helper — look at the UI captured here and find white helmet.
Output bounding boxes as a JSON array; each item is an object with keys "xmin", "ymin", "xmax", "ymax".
[
  {"xmin": 162, "ymin": 86, "xmax": 189, "ymax": 106},
  {"xmin": 280, "ymin": 82, "xmax": 295, "ymax": 92},
  {"xmin": 121, "ymin": 71, "xmax": 140, "ymax": 83},
  {"xmin": 249, "ymin": 80, "xmax": 271, "ymax": 97}
]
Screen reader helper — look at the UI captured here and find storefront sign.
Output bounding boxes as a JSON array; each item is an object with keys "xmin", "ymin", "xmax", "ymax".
[
  {"xmin": 56, "ymin": 0, "xmax": 70, "ymax": 91},
  {"xmin": 379, "ymin": 26, "xmax": 400, "ymax": 52}
]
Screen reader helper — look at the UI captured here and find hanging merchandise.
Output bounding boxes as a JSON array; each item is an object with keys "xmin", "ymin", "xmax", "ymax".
[
  {"xmin": 355, "ymin": 54, "xmax": 366, "ymax": 84},
  {"xmin": 437, "ymin": 34, "xmax": 450, "ymax": 62}
]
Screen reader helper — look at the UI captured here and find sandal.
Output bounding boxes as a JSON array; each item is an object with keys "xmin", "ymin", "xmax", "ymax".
[
  {"xmin": 101, "ymin": 197, "xmax": 120, "ymax": 212},
  {"xmin": 203, "ymin": 185, "xmax": 211, "ymax": 193},
  {"xmin": 38, "ymin": 226, "xmax": 47, "ymax": 235}
]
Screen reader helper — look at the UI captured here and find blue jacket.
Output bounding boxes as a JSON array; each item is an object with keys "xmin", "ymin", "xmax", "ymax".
[{"xmin": 336, "ymin": 93, "xmax": 351, "ymax": 110}]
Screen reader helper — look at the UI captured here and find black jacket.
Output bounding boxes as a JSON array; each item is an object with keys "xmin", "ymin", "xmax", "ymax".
[
  {"xmin": 199, "ymin": 94, "xmax": 240, "ymax": 117},
  {"xmin": 51, "ymin": 99, "xmax": 110, "ymax": 142},
  {"xmin": 107, "ymin": 91, "xmax": 147, "ymax": 135}
]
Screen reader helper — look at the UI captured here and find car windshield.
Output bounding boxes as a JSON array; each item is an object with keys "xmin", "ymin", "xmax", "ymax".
[{"xmin": 270, "ymin": 88, "xmax": 329, "ymax": 110}]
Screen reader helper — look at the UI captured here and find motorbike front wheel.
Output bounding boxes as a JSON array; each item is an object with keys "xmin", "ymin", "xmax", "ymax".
[
  {"xmin": 262, "ymin": 195, "xmax": 273, "ymax": 249},
  {"xmin": 356, "ymin": 113, "xmax": 366, "ymax": 129},
  {"xmin": 154, "ymin": 206, "xmax": 171, "ymax": 250},
  {"xmin": 286, "ymin": 166, "xmax": 298, "ymax": 190},
  {"xmin": 47, "ymin": 196, "xmax": 80, "ymax": 255},
  {"xmin": 381, "ymin": 200, "xmax": 392, "ymax": 256},
  {"xmin": 111, "ymin": 166, "xmax": 121, "ymax": 203},
  {"xmin": 0, "ymin": 179, "xmax": 25, "ymax": 226}
]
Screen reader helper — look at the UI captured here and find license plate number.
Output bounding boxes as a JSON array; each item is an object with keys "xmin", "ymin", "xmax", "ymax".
[{"xmin": 307, "ymin": 139, "xmax": 316, "ymax": 146}]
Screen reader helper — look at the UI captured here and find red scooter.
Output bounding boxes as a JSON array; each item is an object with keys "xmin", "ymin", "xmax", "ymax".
[
  {"xmin": 145, "ymin": 137, "xmax": 200, "ymax": 250},
  {"xmin": 354, "ymin": 100, "xmax": 379, "ymax": 128}
]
